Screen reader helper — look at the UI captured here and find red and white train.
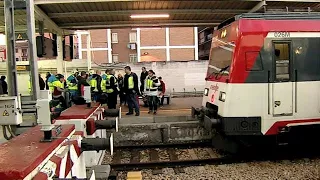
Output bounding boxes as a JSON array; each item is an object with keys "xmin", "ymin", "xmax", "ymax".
[{"xmin": 192, "ymin": 13, "xmax": 320, "ymax": 151}]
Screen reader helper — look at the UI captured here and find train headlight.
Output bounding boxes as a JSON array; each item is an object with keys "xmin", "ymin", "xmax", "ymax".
[
  {"xmin": 204, "ymin": 88, "xmax": 209, "ymax": 96},
  {"xmin": 219, "ymin": 91, "xmax": 226, "ymax": 102}
]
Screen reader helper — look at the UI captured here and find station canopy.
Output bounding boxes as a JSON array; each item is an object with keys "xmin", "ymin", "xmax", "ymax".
[{"xmin": 0, "ymin": 0, "xmax": 320, "ymax": 34}]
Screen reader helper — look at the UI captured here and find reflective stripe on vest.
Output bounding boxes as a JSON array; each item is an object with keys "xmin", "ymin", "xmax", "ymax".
[
  {"xmin": 101, "ymin": 75, "xmax": 107, "ymax": 93},
  {"xmin": 53, "ymin": 81, "xmax": 63, "ymax": 96},
  {"xmin": 90, "ymin": 78, "xmax": 98, "ymax": 92},
  {"xmin": 128, "ymin": 76, "xmax": 134, "ymax": 89},
  {"xmin": 67, "ymin": 75, "xmax": 78, "ymax": 90},
  {"xmin": 106, "ymin": 75, "xmax": 118, "ymax": 93},
  {"xmin": 146, "ymin": 77, "xmax": 158, "ymax": 91},
  {"xmin": 48, "ymin": 82, "xmax": 54, "ymax": 92}
]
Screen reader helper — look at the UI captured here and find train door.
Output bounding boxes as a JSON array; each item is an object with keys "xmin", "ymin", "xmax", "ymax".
[{"xmin": 271, "ymin": 41, "xmax": 293, "ymax": 116}]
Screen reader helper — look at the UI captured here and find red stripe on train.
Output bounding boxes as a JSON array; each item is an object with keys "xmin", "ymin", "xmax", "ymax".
[{"xmin": 265, "ymin": 118, "xmax": 320, "ymax": 135}]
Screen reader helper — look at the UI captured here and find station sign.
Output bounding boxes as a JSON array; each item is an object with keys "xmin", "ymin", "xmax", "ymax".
[
  {"xmin": 15, "ymin": 33, "xmax": 28, "ymax": 41},
  {"xmin": 16, "ymin": 65, "xmax": 30, "ymax": 71}
]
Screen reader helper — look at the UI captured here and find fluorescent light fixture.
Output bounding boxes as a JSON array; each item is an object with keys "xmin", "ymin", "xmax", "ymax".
[{"xmin": 130, "ymin": 14, "xmax": 169, "ymax": 19}]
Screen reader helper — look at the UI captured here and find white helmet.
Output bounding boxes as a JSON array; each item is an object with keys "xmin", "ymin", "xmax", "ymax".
[{"xmin": 72, "ymin": 69, "xmax": 79, "ymax": 74}]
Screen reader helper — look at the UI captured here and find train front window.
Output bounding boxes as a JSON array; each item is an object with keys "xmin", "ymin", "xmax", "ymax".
[{"xmin": 207, "ymin": 38, "xmax": 234, "ymax": 76}]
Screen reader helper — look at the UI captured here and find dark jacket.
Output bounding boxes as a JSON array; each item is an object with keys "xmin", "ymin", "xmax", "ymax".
[
  {"xmin": 39, "ymin": 76, "xmax": 45, "ymax": 90},
  {"xmin": 91, "ymin": 74, "xmax": 102, "ymax": 92},
  {"xmin": 124, "ymin": 72, "xmax": 139, "ymax": 94},
  {"xmin": 140, "ymin": 71, "xmax": 148, "ymax": 84},
  {"xmin": 0, "ymin": 81, "xmax": 3, "ymax": 94},
  {"xmin": 118, "ymin": 77, "xmax": 124, "ymax": 90},
  {"xmin": 1, "ymin": 80, "xmax": 7, "ymax": 94},
  {"xmin": 77, "ymin": 76, "xmax": 90, "ymax": 95},
  {"xmin": 45, "ymin": 74, "xmax": 51, "ymax": 90}
]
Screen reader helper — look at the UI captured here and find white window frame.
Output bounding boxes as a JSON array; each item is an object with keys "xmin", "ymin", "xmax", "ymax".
[
  {"xmin": 129, "ymin": 32, "xmax": 137, "ymax": 43},
  {"xmin": 129, "ymin": 54, "xmax": 137, "ymax": 63},
  {"xmin": 112, "ymin": 54, "xmax": 119, "ymax": 63},
  {"xmin": 111, "ymin": 33, "xmax": 118, "ymax": 43}
]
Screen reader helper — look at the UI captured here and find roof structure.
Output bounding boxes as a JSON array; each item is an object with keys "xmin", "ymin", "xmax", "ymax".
[{"xmin": 0, "ymin": 0, "xmax": 320, "ymax": 34}]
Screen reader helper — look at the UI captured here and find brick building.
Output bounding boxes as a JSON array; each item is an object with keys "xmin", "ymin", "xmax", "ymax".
[{"xmin": 77, "ymin": 27, "xmax": 198, "ymax": 64}]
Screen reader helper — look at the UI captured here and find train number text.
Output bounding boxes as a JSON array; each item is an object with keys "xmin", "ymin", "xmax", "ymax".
[{"xmin": 274, "ymin": 32, "xmax": 290, "ymax": 38}]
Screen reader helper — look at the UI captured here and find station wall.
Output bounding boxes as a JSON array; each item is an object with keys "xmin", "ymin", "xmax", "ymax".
[{"xmin": 0, "ymin": 60, "xmax": 208, "ymax": 95}]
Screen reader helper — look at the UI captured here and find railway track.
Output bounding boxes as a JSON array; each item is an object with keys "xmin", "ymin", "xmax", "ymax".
[{"xmin": 104, "ymin": 142, "xmax": 320, "ymax": 179}]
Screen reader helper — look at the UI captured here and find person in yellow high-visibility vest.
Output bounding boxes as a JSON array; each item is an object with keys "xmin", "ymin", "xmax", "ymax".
[
  {"xmin": 123, "ymin": 66, "xmax": 140, "ymax": 116},
  {"xmin": 106, "ymin": 69, "xmax": 119, "ymax": 109},
  {"xmin": 100, "ymin": 69, "xmax": 110, "ymax": 94},
  {"xmin": 90, "ymin": 69, "xmax": 102, "ymax": 102},
  {"xmin": 67, "ymin": 69, "xmax": 79, "ymax": 100},
  {"xmin": 52, "ymin": 74, "xmax": 67, "ymax": 110}
]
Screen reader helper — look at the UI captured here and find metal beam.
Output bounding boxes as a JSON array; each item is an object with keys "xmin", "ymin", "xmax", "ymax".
[
  {"xmin": 60, "ymin": 20, "xmax": 221, "ymax": 29},
  {"xmin": 34, "ymin": 5, "xmax": 64, "ymax": 35},
  {"xmin": 4, "ymin": 0, "xmax": 18, "ymax": 96},
  {"xmin": 265, "ymin": 0, "xmax": 320, "ymax": 2},
  {"xmin": 34, "ymin": 0, "xmax": 265, "ymax": 5},
  {"xmin": 27, "ymin": 0, "xmax": 40, "ymax": 100},
  {"xmin": 48, "ymin": 9, "xmax": 248, "ymax": 18},
  {"xmin": 249, "ymin": 0, "xmax": 267, "ymax": 13}
]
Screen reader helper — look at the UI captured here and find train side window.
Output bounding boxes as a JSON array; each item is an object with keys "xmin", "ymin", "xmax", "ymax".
[
  {"xmin": 274, "ymin": 43, "xmax": 290, "ymax": 82},
  {"xmin": 245, "ymin": 51, "xmax": 263, "ymax": 71}
]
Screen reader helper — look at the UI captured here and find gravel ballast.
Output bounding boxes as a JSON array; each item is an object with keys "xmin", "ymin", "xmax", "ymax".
[{"xmin": 139, "ymin": 159, "xmax": 320, "ymax": 180}]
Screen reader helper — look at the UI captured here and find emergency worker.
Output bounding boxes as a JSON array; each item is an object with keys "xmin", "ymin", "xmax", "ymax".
[
  {"xmin": 90, "ymin": 70, "xmax": 102, "ymax": 102},
  {"xmin": 67, "ymin": 69, "xmax": 79, "ymax": 99},
  {"xmin": 100, "ymin": 69, "xmax": 110, "ymax": 94},
  {"xmin": 47, "ymin": 72, "xmax": 58, "ymax": 92},
  {"xmin": 106, "ymin": 69, "xmax": 118, "ymax": 109},
  {"xmin": 52, "ymin": 74, "xmax": 67, "ymax": 110},
  {"xmin": 123, "ymin": 66, "xmax": 140, "ymax": 116},
  {"xmin": 145, "ymin": 70, "xmax": 160, "ymax": 114},
  {"xmin": 77, "ymin": 71, "xmax": 90, "ymax": 96}
]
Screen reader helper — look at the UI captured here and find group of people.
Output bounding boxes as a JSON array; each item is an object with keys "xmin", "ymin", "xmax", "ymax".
[{"xmin": 1, "ymin": 65, "xmax": 166, "ymax": 116}]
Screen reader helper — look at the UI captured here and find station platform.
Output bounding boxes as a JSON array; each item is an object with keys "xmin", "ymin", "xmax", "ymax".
[{"xmin": 118, "ymin": 97, "xmax": 202, "ymax": 124}]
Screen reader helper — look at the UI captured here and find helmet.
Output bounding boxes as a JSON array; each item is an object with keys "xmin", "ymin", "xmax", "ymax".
[
  {"xmin": 55, "ymin": 74, "xmax": 64, "ymax": 79},
  {"xmin": 89, "ymin": 69, "xmax": 95, "ymax": 75}
]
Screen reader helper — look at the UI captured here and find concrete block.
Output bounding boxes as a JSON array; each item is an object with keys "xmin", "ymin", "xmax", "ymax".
[
  {"xmin": 120, "ymin": 117, "xmax": 154, "ymax": 124},
  {"xmin": 154, "ymin": 116, "xmax": 187, "ymax": 123},
  {"xmin": 114, "ymin": 124, "xmax": 168, "ymax": 145},
  {"xmin": 169, "ymin": 122, "xmax": 211, "ymax": 141}
]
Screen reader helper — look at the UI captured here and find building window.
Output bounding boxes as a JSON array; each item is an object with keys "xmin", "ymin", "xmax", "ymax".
[
  {"xmin": 129, "ymin": 32, "xmax": 137, "ymax": 43},
  {"xmin": 15, "ymin": 48, "xmax": 18, "ymax": 53},
  {"xmin": 111, "ymin": 33, "xmax": 118, "ymax": 43},
  {"xmin": 112, "ymin": 54, "xmax": 119, "ymax": 63},
  {"xmin": 129, "ymin": 54, "xmax": 137, "ymax": 62}
]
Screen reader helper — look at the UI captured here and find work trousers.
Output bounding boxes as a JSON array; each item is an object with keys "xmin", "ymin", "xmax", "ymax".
[
  {"xmin": 119, "ymin": 90, "xmax": 126, "ymax": 105},
  {"xmin": 126, "ymin": 93, "xmax": 140, "ymax": 114},
  {"xmin": 91, "ymin": 91, "xmax": 100, "ymax": 102},
  {"xmin": 107, "ymin": 92, "xmax": 117, "ymax": 109},
  {"xmin": 148, "ymin": 95, "xmax": 158, "ymax": 112},
  {"xmin": 53, "ymin": 96, "xmax": 67, "ymax": 110}
]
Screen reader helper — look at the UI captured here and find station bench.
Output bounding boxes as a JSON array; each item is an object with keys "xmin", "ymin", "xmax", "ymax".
[{"xmin": 138, "ymin": 95, "xmax": 170, "ymax": 105}]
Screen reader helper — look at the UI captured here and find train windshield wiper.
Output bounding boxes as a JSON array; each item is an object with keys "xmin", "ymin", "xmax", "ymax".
[
  {"xmin": 219, "ymin": 65, "xmax": 230, "ymax": 73},
  {"xmin": 205, "ymin": 71, "xmax": 219, "ymax": 80}
]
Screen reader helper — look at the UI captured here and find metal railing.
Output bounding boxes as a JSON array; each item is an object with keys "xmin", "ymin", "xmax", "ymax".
[{"xmin": 170, "ymin": 88, "xmax": 204, "ymax": 98}]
